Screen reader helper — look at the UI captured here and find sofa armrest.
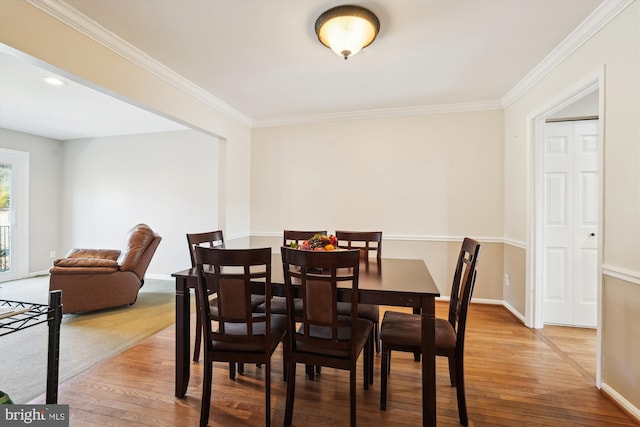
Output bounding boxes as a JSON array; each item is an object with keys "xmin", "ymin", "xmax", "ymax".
[{"xmin": 64, "ymin": 248, "xmax": 121, "ymax": 261}]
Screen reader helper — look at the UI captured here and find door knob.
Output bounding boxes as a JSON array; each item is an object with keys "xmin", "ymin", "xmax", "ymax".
[{"xmin": 589, "ymin": 233, "xmax": 595, "ymax": 237}]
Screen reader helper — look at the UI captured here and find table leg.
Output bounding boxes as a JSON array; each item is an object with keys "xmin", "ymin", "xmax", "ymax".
[
  {"xmin": 421, "ymin": 296, "xmax": 436, "ymax": 427},
  {"xmin": 46, "ymin": 290, "xmax": 63, "ymax": 404},
  {"xmin": 175, "ymin": 277, "xmax": 190, "ymax": 397}
]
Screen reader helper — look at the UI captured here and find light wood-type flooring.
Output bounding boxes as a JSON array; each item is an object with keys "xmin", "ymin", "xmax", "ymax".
[{"xmin": 31, "ymin": 302, "xmax": 637, "ymax": 426}]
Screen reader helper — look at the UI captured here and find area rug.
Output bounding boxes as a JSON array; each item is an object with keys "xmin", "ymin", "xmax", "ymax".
[{"xmin": 0, "ymin": 275, "xmax": 187, "ymax": 403}]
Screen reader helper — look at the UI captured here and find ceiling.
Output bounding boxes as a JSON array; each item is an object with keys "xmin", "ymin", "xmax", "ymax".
[{"xmin": 0, "ymin": 0, "xmax": 607, "ymax": 140}]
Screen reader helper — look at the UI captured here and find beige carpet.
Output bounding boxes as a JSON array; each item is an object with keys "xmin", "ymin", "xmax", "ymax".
[{"xmin": 0, "ymin": 275, "xmax": 186, "ymax": 404}]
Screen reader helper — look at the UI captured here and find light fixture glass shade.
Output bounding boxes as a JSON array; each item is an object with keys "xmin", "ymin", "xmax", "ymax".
[{"xmin": 315, "ymin": 5, "xmax": 380, "ymax": 60}]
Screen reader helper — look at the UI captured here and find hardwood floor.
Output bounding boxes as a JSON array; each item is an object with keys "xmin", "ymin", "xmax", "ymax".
[{"xmin": 31, "ymin": 302, "xmax": 637, "ymax": 426}]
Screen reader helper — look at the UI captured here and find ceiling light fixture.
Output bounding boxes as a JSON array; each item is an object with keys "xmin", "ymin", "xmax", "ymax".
[{"xmin": 315, "ymin": 5, "xmax": 380, "ymax": 60}]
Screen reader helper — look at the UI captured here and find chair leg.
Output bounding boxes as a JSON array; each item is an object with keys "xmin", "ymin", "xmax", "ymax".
[
  {"xmin": 193, "ymin": 294, "xmax": 202, "ymax": 362},
  {"xmin": 350, "ymin": 365, "xmax": 357, "ymax": 427},
  {"xmin": 380, "ymin": 347, "xmax": 389, "ymax": 410},
  {"xmin": 228, "ymin": 362, "xmax": 236, "ymax": 380},
  {"xmin": 282, "ymin": 339, "xmax": 288, "ymax": 382},
  {"xmin": 200, "ymin": 357, "xmax": 212, "ymax": 427},
  {"xmin": 284, "ymin": 362, "xmax": 296, "ymax": 427},
  {"xmin": 455, "ymin": 356, "xmax": 468, "ymax": 426},
  {"xmin": 306, "ymin": 364, "xmax": 315, "ymax": 380},
  {"xmin": 238, "ymin": 362, "xmax": 244, "ymax": 375},
  {"xmin": 374, "ymin": 322, "xmax": 381, "ymax": 353},
  {"xmin": 369, "ymin": 330, "xmax": 375, "ymax": 384},
  {"xmin": 265, "ymin": 360, "xmax": 271, "ymax": 427},
  {"xmin": 363, "ymin": 339, "xmax": 370, "ymax": 391},
  {"xmin": 448, "ymin": 356, "xmax": 456, "ymax": 386}
]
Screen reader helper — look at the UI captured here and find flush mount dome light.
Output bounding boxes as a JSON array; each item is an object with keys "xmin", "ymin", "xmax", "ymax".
[{"xmin": 315, "ymin": 4, "xmax": 380, "ymax": 60}]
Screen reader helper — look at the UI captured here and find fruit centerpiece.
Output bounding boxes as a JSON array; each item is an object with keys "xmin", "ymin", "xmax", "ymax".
[{"xmin": 291, "ymin": 234, "xmax": 338, "ymax": 251}]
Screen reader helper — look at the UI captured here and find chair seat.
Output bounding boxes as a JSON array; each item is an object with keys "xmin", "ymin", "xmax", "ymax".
[
  {"xmin": 295, "ymin": 318, "xmax": 373, "ymax": 358},
  {"xmin": 210, "ymin": 314, "xmax": 288, "ymax": 352},
  {"xmin": 336, "ymin": 302, "xmax": 379, "ymax": 322},
  {"xmin": 255, "ymin": 296, "xmax": 303, "ymax": 315},
  {"xmin": 380, "ymin": 311, "xmax": 456, "ymax": 351}
]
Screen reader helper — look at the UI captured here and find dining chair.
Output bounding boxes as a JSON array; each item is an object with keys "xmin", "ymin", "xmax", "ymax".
[
  {"xmin": 194, "ymin": 246, "xmax": 288, "ymax": 427},
  {"xmin": 281, "ymin": 246, "xmax": 373, "ymax": 427},
  {"xmin": 187, "ymin": 230, "xmax": 225, "ymax": 363},
  {"xmin": 379, "ymin": 237, "xmax": 481, "ymax": 426},
  {"xmin": 335, "ymin": 230, "xmax": 383, "ymax": 355},
  {"xmin": 186, "ymin": 230, "xmax": 266, "ymax": 370},
  {"xmin": 256, "ymin": 230, "xmax": 328, "ymax": 316}
]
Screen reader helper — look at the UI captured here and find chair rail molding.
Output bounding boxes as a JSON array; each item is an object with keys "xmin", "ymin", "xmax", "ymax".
[{"xmin": 602, "ymin": 264, "xmax": 640, "ymax": 286}]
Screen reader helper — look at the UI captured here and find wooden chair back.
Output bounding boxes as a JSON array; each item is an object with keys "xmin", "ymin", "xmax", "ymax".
[
  {"xmin": 281, "ymin": 246, "xmax": 361, "ymax": 354},
  {"xmin": 448, "ymin": 237, "xmax": 481, "ymax": 354},
  {"xmin": 186, "ymin": 230, "xmax": 225, "ymax": 267},
  {"xmin": 195, "ymin": 246, "xmax": 272, "ymax": 348},
  {"xmin": 335, "ymin": 230, "xmax": 382, "ymax": 262}
]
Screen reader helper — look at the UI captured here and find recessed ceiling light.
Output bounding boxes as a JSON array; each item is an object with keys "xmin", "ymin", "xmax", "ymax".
[{"xmin": 42, "ymin": 76, "xmax": 65, "ymax": 86}]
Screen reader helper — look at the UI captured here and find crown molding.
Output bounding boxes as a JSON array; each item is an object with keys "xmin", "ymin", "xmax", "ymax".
[
  {"xmin": 26, "ymin": 0, "xmax": 632, "ymax": 128},
  {"xmin": 26, "ymin": 0, "xmax": 253, "ymax": 127},
  {"xmin": 252, "ymin": 100, "xmax": 503, "ymax": 128},
  {"xmin": 501, "ymin": 0, "xmax": 634, "ymax": 107}
]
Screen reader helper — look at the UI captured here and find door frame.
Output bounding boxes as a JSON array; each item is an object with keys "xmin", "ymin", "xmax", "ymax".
[
  {"xmin": 526, "ymin": 66, "xmax": 605, "ymax": 387},
  {"xmin": 0, "ymin": 148, "xmax": 30, "ymax": 282}
]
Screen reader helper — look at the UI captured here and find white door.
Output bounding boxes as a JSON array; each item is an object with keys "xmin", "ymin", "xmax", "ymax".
[
  {"xmin": 542, "ymin": 120, "xmax": 598, "ymax": 327},
  {"xmin": 0, "ymin": 148, "xmax": 29, "ymax": 282}
]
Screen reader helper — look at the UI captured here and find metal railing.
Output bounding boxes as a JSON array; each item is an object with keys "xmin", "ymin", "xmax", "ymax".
[{"xmin": 0, "ymin": 224, "xmax": 10, "ymax": 272}]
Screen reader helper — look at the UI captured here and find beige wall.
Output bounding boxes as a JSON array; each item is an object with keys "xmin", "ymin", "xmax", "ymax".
[
  {"xmin": 602, "ymin": 275, "xmax": 640, "ymax": 410},
  {"xmin": 251, "ymin": 111, "xmax": 505, "ymax": 299},
  {"xmin": 503, "ymin": 244, "xmax": 526, "ymax": 317},
  {"xmin": 503, "ymin": 0, "xmax": 639, "ymax": 413},
  {"xmin": 251, "ymin": 110, "xmax": 504, "ymax": 238}
]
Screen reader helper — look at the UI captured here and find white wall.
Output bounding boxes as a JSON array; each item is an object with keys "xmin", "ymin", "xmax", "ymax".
[
  {"xmin": 61, "ymin": 130, "xmax": 220, "ymax": 275},
  {"xmin": 0, "ymin": 128, "xmax": 62, "ymax": 273}
]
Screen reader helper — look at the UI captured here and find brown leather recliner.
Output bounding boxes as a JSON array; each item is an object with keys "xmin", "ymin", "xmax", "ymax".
[{"xmin": 49, "ymin": 224, "xmax": 162, "ymax": 314}]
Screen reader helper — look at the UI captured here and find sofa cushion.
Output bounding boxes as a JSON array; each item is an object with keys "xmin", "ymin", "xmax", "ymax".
[{"xmin": 65, "ymin": 248, "xmax": 121, "ymax": 261}]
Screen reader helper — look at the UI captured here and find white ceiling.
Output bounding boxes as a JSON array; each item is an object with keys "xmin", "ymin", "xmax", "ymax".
[{"xmin": 0, "ymin": 0, "xmax": 608, "ymax": 140}]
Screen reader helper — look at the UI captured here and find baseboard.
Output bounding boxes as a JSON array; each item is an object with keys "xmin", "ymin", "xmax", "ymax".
[
  {"xmin": 601, "ymin": 383, "xmax": 640, "ymax": 423},
  {"xmin": 146, "ymin": 273, "xmax": 173, "ymax": 281},
  {"xmin": 502, "ymin": 300, "xmax": 527, "ymax": 325}
]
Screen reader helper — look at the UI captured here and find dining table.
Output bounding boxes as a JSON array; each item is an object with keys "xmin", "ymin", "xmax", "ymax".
[{"xmin": 171, "ymin": 250, "xmax": 441, "ymax": 427}]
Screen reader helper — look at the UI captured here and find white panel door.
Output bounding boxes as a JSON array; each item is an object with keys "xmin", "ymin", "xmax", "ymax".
[{"xmin": 542, "ymin": 120, "xmax": 598, "ymax": 327}]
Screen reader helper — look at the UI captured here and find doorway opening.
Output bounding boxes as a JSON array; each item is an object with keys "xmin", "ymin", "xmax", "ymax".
[{"xmin": 528, "ymin": 68, "xmax": 604, "ymax": 387}]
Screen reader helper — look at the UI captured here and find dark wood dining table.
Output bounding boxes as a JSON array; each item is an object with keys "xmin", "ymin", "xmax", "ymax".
[{"xmin": 172, "ymin": 251, "xmax": 441, "ymax": 427}]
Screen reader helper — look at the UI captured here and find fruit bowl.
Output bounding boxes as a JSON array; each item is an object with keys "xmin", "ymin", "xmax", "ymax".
[{"xmin": 290, "ymin": 234, "xmax": 337, "ymax": 251}]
